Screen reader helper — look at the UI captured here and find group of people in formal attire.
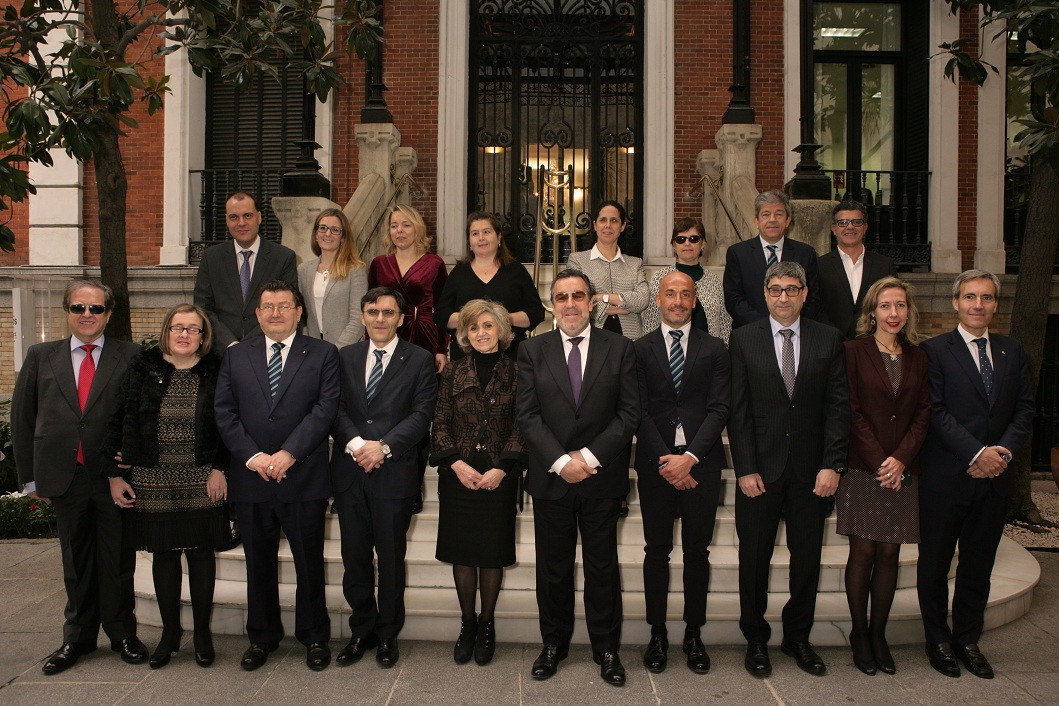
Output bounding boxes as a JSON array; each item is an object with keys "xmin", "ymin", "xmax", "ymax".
[{"xmin": 11, "ymin": 187, "xmax": 1033, "ymax": 689}]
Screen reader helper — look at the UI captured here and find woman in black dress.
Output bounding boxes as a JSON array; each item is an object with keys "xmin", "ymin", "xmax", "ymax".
[
  {"xmin": 431, "ymin": 299, "xmax": 526, "ymax": 666},
  {"xmin": 106, "ymin": 304, "xmax": 229, "ymax": 669},
  {"xmin": 434, "ymin": 212, "xmax": 545, "ymax": 361}
]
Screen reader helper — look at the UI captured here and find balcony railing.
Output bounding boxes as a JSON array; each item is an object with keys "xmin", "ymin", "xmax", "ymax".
[
  {"xmin": 189, "ymin": 168, "xmax": 286, "ymax": 265},
  {"xmin": 823, "ymin": 169, "xmax": 931, "ymax": 272}
]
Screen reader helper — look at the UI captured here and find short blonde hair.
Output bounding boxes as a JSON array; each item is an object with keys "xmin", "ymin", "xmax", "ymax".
[
  {"xmin": 855, "ymin": 276, "xmax": 922, "ymax": 344},
  {"xmin": 386, "ymin": 205, "xmax": 432, "ymax": 255},
  {"xmin": 455, "ymin": 299, "xmax": 514, "ymax": 353},
  {"xmin": 157, "ymin": 304, "xmax": 213, "ymax": 357}
]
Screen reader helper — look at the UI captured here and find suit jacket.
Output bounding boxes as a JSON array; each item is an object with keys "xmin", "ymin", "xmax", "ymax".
[
  {"xmin": 728, "ymin": 317, "xmax": 850, "ymax": 483},
  {"xmin": 844, "ymin": 336, "xmax": 930, "ymax": 476},
  {"xmin": 194, "ymin": 238, "xmax": 299, "ymax": 348},
  {"xmin": 12, "ymin": 337, "xmax": 141, "ymax": 497},
  {"xmin": 633, "ymin": 327, "xmax": 730, "ymax": 483},
  {"xmin": 566, "ymin": 249, "xmax": 650, "ymax": 339},
  {"xmin": 919, "ymin": 329, "xmax": 1035, "ymax": 498},
  {"xmin": 297, "ymin": 258, "xmax": 368, "ymax": 348},
  {"xmin": 214, "ymin": 333, "xmax": 339, "ymax": 504},
  {"xmin": 817, "ymin": 249, "xmax": 896, "ymax": 339},
  {"xmin": 723, "ymin": 237, "xmax": 821, "ymax": 329},
  {"xmin": 516, "ymin": 327, "xmax": 640, "ymax": 500},
  {"xmin": 331, "ymin": 338, "xmax": 437, "ymax": 499}
]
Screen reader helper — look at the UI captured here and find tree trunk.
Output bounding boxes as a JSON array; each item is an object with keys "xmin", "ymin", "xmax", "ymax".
[
  {"xmin": 92, "ymin": 120, "xmax": 132, "ymax": 342},
  {"xmin": 1007, "ymin": 154, "xmax": 1059, "ymax": 526}
]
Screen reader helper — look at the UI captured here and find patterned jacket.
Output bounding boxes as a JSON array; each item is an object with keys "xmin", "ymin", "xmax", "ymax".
[{"xmin": 566, "ymin": 247, "xmax": 650, "ymax": 340}]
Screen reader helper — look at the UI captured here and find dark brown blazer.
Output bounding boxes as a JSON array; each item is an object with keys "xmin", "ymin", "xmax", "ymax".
[{"xmin": 844, "ymin": 335, "xmax": 930, "ymax": 476}]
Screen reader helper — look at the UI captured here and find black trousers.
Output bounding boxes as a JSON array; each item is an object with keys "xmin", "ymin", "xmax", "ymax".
[
  {"xmin": 735, "ymin": 469, "xmax": 826, "ymax": 644},
  {"xmin": 51, "ymin": 465, "xmax": 137, "ymax": 645},
  {"xmin": 333, "ymin": 480, "xmax": 415, "ymax": 640},
  {"xmin": 917, "ymin": 483, "xmax": 1008, "ymax": 645},
  {"xmin": 532, "ymin": 493, "xmax": 623, "ymax": 653},
  {"xmin": 235, "ymin": 498, "xmax": 329, "ymax": 646},
  {"xmin": 638, "ymin": 468, "xmax": 721, "ymax": 629}
]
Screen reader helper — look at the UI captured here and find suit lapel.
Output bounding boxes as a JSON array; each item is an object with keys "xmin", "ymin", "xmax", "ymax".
[
  {"xmin": 649, "ymin": 329, "xmax": 677, "ymax": 396},
  {"xmin": 83, "ymin": 341, "xmax": 125, "ymax": 413},
  {"xmin": 862, "ymin": 337, "xmax": 897, "ymax": 397},
  {"xmin": 986, "ymin": 336, "xmax": 1006, "ymax": 405},
  {"xmin": 270, "ymin": 334, "xmax": 307, "ymax": 408},
  {"xmin": 244, "ymin": 240, "xmax": 271, "ymax": 313},
  {"xmin": 245, "ymin": 337, "xmax": 272, "ymax": 401},
  {"xmin": 543, "ymin": 332, "xmax": 578, "ymax": 408},
  {"xmin": 792, "ymin": 321, "xmax": 812, "ymax": 398},
  {"xmin": 376, "ymin": 339, "xmax": 410, "ymax": 396},
  {"xmin": 49, "ymin": 339, "xmax": 81, "ymax": 413},
  {"xmin": 581, "ymin": 332, "xmax": 609, "ymax": 402},
  {"xmin": 825, "ymin": 254, "xmax": 856, "ymax": 306}
]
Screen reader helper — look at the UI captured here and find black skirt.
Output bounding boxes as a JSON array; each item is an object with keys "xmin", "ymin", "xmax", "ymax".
[{"xmin": 435, "ymin": 450, "xmax": 518, "ymax": 568}]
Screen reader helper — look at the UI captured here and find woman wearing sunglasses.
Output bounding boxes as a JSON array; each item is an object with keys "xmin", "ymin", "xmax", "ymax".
[
  {"xmin": 642, "ymin": 217, "xmax": 732, "ymax": 344},
  {"xmin": 297, "ymin": 208, "xmax": 368, "ymax": 348}
]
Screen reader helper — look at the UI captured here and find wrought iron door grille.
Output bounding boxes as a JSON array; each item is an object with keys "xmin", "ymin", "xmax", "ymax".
[{"xmin": 470, "ymin": 0, "xmax": 644, "ymax": 262}]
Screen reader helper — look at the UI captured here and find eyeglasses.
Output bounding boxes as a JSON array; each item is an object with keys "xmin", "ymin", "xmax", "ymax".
[
  {"xmin": 259, "ymin": 303, "xmax": 297, "ymax": 313},
  {"xmin": 673, "ymin": 235, "xmax": 703, "ymax": 245},
  {"xmin": 766, "ymin": 285, "xmax": 805, "ymax": 298},
  {"xmin": 364, "ymin": 308, "xmax": 398, "ymax": 318},
  {"xmin": 168, "ymin": 325, "xmax": 203, "ymax": 335},
  {"xmin": 553, "ymin": 291, "xmax": 588, "ymax": 302},
  {"xmin": 834, "ymin": 218, "xmax": 867, "ymax": 227},
  {"xmin": 67, "ymin": 304, "xmax": 107, "ymax": 315},
  {"xmin": 316, "ymin": 224, "xmax": 343, "ymax": 235}
]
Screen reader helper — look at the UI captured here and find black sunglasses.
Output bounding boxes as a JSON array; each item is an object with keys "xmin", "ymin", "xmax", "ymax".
[
  {"xmin": 673, "ymin": 235, "xmax": 703, "ymax": 245},
  {"xmin": 67, "ymin": 304, "xmax": 107, "ymax": 315}
]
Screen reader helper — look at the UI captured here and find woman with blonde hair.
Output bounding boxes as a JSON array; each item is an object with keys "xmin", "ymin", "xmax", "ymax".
[{"xmin": 297, "ymin": 208, "xmax": 368, "ymax": 348}]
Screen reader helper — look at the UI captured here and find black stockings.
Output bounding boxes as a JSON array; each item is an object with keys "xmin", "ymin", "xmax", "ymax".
[
  {"xmin": 152, "ymin": 548, "xmax": 216, "ymax": 650},
  {"xmin": 845, "ymin": 535, "xmax": 901, "ymax": 638},
  {"xmin": 453, "ymin": 565, "xmax": 504, "ymax": 621}
]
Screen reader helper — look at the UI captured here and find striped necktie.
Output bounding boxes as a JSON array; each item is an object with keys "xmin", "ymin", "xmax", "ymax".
[
  {"xmin": 669, "ymin": 330, "xmax": 684, "ymax": 395},
  {"xmin": 366, "ymin": 349, "xmax": 385, "ymax": 402},
  {"xmin": 267, "ymin": 342, "xmax": 284, "ymax": 397},
  {"xmin": 766, "ymin": 244, "xmax": 778, "ymax": 266}
]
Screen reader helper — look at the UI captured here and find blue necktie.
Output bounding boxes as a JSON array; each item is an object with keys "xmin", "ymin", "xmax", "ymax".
[
  {"xmin": 366, "ymin": 349, "xmax": 385, "ymax": 402},
  {"xmin": 766, "ymin": 244, "xmax": 778, "ymax": 266},
  {"xmin": 240, "ymin": 250, "xmax": 253, "ymax": 300},
  {"xmin": 974, "ymin": 338, "xmax": 994, "ymax": 396},
  {"xmin": 669, "ymin": 330, "xmax": 684, "ymax": 395},
  {"xmin": 267, "ymin": 342, "xmax": 284, "ymax": 397}
]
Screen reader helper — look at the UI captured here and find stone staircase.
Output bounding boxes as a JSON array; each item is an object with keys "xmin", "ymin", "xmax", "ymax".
[{"xmin": 134, "ymin": 442, "xmax": 1041, "ymax": 647}]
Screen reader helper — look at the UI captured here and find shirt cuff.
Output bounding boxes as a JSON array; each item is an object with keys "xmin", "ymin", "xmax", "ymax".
[
  {"xmin": 22, "ymin": 481, "xmax": 36, "ymax": 494},
  {"xmin": 245, "ymin": 452, "xmax": 264, "ymax": 469},
  {"xmin": 684, "ymin": 451, "xmax": 700, "ymax": 464},
  {"xmin": 969, "ymin": 446, "xmax": 986, "ymax": 467},
  {"xmin": 345, "ymin": 437, "xmax": 365, "ymax": 456},
  {"xmin": 581, "ymin": 447, "xmax": 600, "ymax": 469},
  {"xmin": 550, "ymin": 454, "xmax": 573, "ymax": 474}
]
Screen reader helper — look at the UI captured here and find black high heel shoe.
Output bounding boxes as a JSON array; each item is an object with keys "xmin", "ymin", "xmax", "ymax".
[
  {"xmin": 870, "ymin": 628, "xmax": 896, "ymax": 674},
  {"xmin": 849, "ymin": 629, "xmax": 877, "ymax": 676},
  {"xmin": 453, "ymin": 615, "xmax": 477, "ymax": 664},
  {"xmin": 474, "ymin": 618, "xmax": 496, "ymax": 665},
  {"xmin": 149, "ymin": 631, "xmax": 183, "ymax": 669},
  {"xmin": 194, "ymin": 630, "xmax": 215, "ymax": 668}
]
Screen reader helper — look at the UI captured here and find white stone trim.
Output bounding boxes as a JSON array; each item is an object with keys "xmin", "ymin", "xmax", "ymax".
[
  {"xmin": 642, "ymin": 1, "xmax": 674, "ymax": 263},
  {"xmin": 975, "ymin": 10, "xmax": 1007, "ymax": 274},
  {"xmin": 783, "ymin": 0, "xmax": 802, "ymax": 182},
  {"xmin": 929, "ymin": 5, "xmax": 962, "ymax": 273},
  {"xmin": 436, "ymin": 0, "xmax": 470, "ymax": 260}
]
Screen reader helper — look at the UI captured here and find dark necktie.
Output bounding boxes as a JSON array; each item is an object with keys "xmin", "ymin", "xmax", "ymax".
[
  {"xmin": 974, "ymin": 337, "xmax": 994, "ymax": 396},
  {"xmin": 567, "ymin": 336, "xmax": 583, "ymax": 404},
  {"xmin": 240, "ymin": 250, "xmax": 253, "ymax": 300},
  {"xmin": 779, "ymin": 329, "xmax": 795, "ymax": 397},
  {"xmin": 76, "ymin": 344, "xmax": 96, "ymax": 464},
  {"xmin": 267, "ymin": 342, "xmax": 284, "ymax": 397},
  {"xmin": 366, "ymin": 349, "xmax": 385, "ymax": 402},
  {"xmin": 668, "ymin": 330, "xmax": 684, "ymax": 395},
  {"xmin": 766, "ymin": 244, "xmax": 778, "ymax": 266}
]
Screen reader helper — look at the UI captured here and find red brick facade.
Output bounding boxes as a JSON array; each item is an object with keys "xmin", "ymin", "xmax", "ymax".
[{"xmin": 957, "ymin": 9, "xmax": 980, "ymax": 271}]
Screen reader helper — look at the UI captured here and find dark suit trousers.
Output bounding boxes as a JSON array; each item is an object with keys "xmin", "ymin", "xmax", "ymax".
[
  {"xmin": 735, "ymin": 468, "xmax": 826, "ymax": 643},
  {"xmin": 639, "ymin": 470, "xmax": 720, "ymax": 628},
  {"xmin": 917, "ymin": 483, "xmax": 1008, "ymax": 645},
  {"xmin": 333, "ymin": 479, "xmax": 415, "ymax": 639},
  {"xmin": 235, "ymin": 498, "xmax": 329, "ymax": 646},
  {"xmin": 51, "ymin": 465, "xmax": 136, "ymax": 645},
  {"xmin": 532, "ymin": 493, "xmax": 623, "ymax": 653}
]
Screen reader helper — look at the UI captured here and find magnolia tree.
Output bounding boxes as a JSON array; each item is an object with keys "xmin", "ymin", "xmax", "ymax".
[
  {"xmin": 941, "ymin": 0, "xmax": 1059, "ymax": 527},
  {"xmin": 0, "ymin": 0, "xmax": 381, "ymax": 339}
]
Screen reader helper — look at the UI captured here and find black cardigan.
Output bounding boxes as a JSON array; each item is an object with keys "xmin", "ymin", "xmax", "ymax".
[{"xmin": 103, "ymin": 346, "xmax": 228, "ymax": 476}]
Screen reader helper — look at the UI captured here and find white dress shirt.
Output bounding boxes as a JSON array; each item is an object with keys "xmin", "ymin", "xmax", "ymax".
[
  {"xmin": 345, "ymin": 335, "xmax": 401, "ymax": 455},
  {"xmin": 838, "ymin": 245, "xmax": 865, "ymax": 302},
  {"xmin": 233, "ymin": 236, "xmax": 261, "ymax": 280},
  {"xmin": 549, "ymin": 325, "xmax": 600, "ymax": 474},
  {"xmin": 759, "ymin": 235, "xmax": 786, "ymax": 262},
  {"xmin": 659, "ymin": 321, "xmax": 698, "ymax": 460},
  {"xmin": 769, "ymin": 315, "xmax": 802, "ymax": 376}
]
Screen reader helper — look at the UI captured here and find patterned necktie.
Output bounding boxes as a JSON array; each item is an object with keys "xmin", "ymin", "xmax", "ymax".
[
  {"xmin": 669, "ymin": 330, "xmax": 685, "ymax": 395},
  {"xmin": 567, "ymin": 336, "xmax": 583, "ymax": 404},
  {"xmin": 974, "ymin": 338, "xmax": 994, "ymax": 396},
  {"xmin": 366, "ymin": 349, "xmax": 385, "ymax": 402},
  {"xmin": 267, "ymin": 341, "xmax": 284, "ymax": 397},
  {"xmin": 240, "ymin": 250, "xmax": 253, "ymax": 300},
  {"xmin": 766, "ymin": 244, "xmax": 778, "ymax": 266},
  {"xmin": 779, "ymin": 328, "xmax": 796, "ymax": 397},
  {"xmin": 76, "ymin": 344, "xmax": 96, "ymax": 464}
]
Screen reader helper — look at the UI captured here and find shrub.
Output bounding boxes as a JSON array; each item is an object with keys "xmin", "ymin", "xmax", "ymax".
[{"xmin": 0, "ymin": 493, "xmax": 58, "ymax": 539}]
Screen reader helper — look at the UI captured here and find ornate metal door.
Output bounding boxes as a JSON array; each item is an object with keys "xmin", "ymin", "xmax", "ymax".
[{"xmin": 469, "ymin": 0, "xmax": 643, "ymax": 262}]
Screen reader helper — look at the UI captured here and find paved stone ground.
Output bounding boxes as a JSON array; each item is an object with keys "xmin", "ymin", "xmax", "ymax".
[{"xmin": 1, "ymin": 539, "xmax": 1056, "ymax": 705}]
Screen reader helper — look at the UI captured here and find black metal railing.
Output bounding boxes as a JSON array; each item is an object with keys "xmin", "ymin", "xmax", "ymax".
[
  {"xmin": 189, "ymin": 168, "xmax": 286, "ymax": 265},
  {"xmin": 1005, "ymin": 167, "xmax": 1031, "ymax": 273},
  {"xmin": 823, "ymin": 169, "xmax": 931, "ymax": 271}
]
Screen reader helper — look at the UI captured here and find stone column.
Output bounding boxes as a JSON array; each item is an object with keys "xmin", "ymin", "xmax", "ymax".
[
  {"xmin": 355, "ymin": 123, "xmax": 402, "ymax": 262},
  {"xmin": 698, "ymin": 124, "xmax": 762, "ymax": 265},
  {"xmin": 393, "ymin": 147, "xmax": 419, "ymax": 206}
]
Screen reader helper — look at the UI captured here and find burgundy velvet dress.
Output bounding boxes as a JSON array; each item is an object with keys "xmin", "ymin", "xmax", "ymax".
[{"xmin": 368, "ymin": 252, "xmax": 450, "ymax": 357}]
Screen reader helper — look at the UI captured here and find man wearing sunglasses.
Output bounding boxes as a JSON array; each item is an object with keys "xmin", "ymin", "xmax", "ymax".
[
  {"xmin": 12, "ymin": 280, "xmax": 148, "ymax": 674},
  {"xmin": 817, "ymin": 200, "xmax": 896, "ymax": 340}
]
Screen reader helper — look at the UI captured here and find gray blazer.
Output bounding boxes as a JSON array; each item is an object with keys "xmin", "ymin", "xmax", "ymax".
[
  {"xmin": 566, "ymin": 249, "xmax": 649, "ymax": 339},
  {"xmin": 298, "ymin": 258, "xmax": 368, "ymax": 348}
]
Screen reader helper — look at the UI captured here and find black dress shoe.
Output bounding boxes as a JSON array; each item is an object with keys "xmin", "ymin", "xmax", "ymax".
[
  {"xmin": 411, "ymin": 492, "xmax": 424, "ymax": 515},
  {"xmin": 870, "ymin": 630, "xmax": 895, "ymax": 674},
  {"xmin": 683, "ymin": 635, "xmax": 710, "ymax": 674},
  {"xmin": 42, "ymin": 643, "xmax": 82, "ymax": 675},
  {"xmin": 643, "ymin": 635, "xmax": 668, "ymax": 673},
  {"xmin": 593, "ymin": 650, "xmax": 626, "ymax": 686},
  {"xmin": 953, "ymin": 643, "xmax": 993, "ymax": 679},
  {"xmin": 925, "ymin": 642, "xmax": 961, "ymax": 678},
  {"xmin": 336, "ymin": 634, "xmax": 379, "ymax": 666},
  {"xmin": 229, "ymin": 522, "xmax": 242, "ymax": 549},
  {"xmin": 849, "ymin": 630, "xmax": 877, "ymax": 676},
  {"xmin": 376, "ymin": 638, "xmax": 399, "ymax": 668},
  {"xmin": 195, "ymin": 650, "xmax": 215, "ymax": 668},
  {"xmin": 454, "ymin": 616, "xmax": 477, "ymax": 664},
  {"xmin": 744, "ymin": 642, "xmax": 772, "ymax": 678},
  {"xmin": 781, "ymin": 640, "xmax": 826, "ymax": 676},
  {"xmin": 114, "ymin": 637, "xmax": 149, "ymax": 665},
  {"xmin": 306, "ymin": 642, "xmax": 331, "ymax": 671},
  {"xmin": 194, "ymin": 631, "xmax": 215, "ymax": 668},
  {"xmin": 240, "ymin": 642, "xmax": 278, "ymax": 671},
  {"xmin": 473, "ymin": 618, "xmax": 496, "ymax": 665},
  {"xmin": 530, "ymin": 643, "xmax": 568, "ymax": 680},
  {"xmin": 618, "ymin": 502, "xmax": 629, "ymax": 518}
]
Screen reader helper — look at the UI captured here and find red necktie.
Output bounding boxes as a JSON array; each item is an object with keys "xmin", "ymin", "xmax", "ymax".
[{"xmin": 76, "ymin": 344, "xmax": 97, "ymax": 464}]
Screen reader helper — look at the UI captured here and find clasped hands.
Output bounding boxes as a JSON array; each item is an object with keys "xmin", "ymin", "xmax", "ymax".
[
  {"xmin": 248, "ymin": 450, "xmax": 295, "ymax": 482},
  {"xmin": 658, "ymin": 453, "xmax": 698, "ymax": 490},
  {"xmin": 967, "ymin": 445, "xmax": 1011, "ymax": 479},
  {"xmin": 451, "ymin": 460, "xmax": 505, "ymax": 491},
  {"xmin": 558, "ymin": 450, "xmax": 597, "ymax": 483},
  {"xmin": 349, "ymin": 440, "xmax": 385, "ymax": 473},
  {"xmin": 738, "ymin": 468, "xmax": 840, "ymax": 498}
]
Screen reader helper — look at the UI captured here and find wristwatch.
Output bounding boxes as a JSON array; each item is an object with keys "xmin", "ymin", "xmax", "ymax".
[{"xmin": 379, "ymin": 441, "xmax": 392, "ymax": 458}]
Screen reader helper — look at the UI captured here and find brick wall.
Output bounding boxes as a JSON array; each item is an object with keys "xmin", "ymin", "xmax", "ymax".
[
  {"xmin": 749, "ymin": 2, "xmax": 788, "ymax": 194},
  {"xmin": 0, "ymin": 81, "xmax": 31, "ymax": 267},
  {"xmin": 957, "ymin": 9, "xmax": 979, "ymax": 271}
]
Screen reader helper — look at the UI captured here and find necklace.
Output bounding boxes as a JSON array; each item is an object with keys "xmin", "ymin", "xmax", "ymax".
[{"xmin": 874, "ymin": 335, "xmax": 900, "ymax": 361}]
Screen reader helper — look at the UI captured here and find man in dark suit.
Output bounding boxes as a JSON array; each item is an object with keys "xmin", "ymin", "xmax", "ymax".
[
  {"xmin": 728, "ymin": 261, "xmax": 849, "ymax": 678},
  {"xmin": 194, "ymin": 191, "xmax": 299, "ymax": 349},
  {"xmin": 331, "ymin": 287, "xmax": 437, "ymax": 669},
  {"xmin": 12, "ymin": 279, "xmax": 148, "ymax": 674},
  {"xmin": 918, "ymin": 270, "xmax": 1034, "ymax": 680},
  {"xmin": 633, "ymin": 271, "xmax": 730, "ymax": 675},
  {"xmin": 817, "ymin": 200, "xmax": 896, "ymax": 339},
  {"xmin": 723, "ymin": 189, "xmax": 821, "ymax": 328},
  {"xmin": 214, "ymin": 279, "xmax": 340, "ymax": 672},
  {"xmin": 516, "ymin": 268, "xmax": 640, "ymax": 687}
]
